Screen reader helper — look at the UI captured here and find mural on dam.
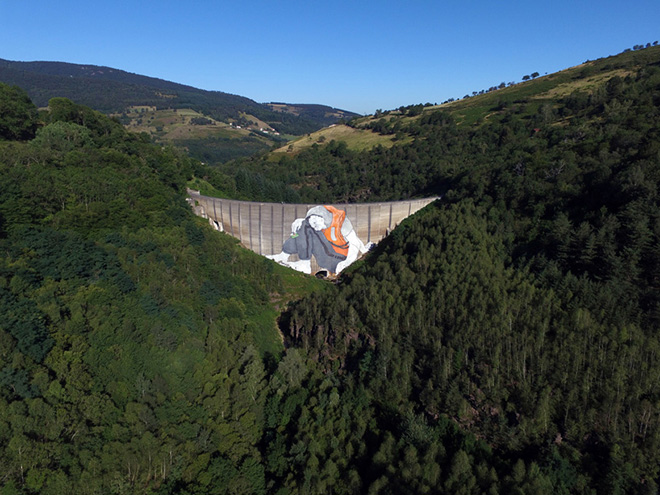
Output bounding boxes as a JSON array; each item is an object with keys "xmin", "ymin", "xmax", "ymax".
[
  {"xmin": 266, "ymin": 205, "xmax": 372, "ymax": 274},
  {"xmin": 187, "ymin": 190, "xmax": 438, "ymax": 275}
]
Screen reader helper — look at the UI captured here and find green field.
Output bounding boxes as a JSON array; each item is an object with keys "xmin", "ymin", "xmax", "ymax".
[
  {"xmin": 116, "ymin": 106, "xmax": 279, "ymax": 163},
  {"xmin": 270, "ymin": 123, "xmax": 405, "ymax": 157}
]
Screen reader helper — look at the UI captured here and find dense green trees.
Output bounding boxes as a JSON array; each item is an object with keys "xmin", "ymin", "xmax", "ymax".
[
  {"xmin": 2, "ymin": 45, "xmax": 660, "ymax": 493},
  {"xmin": 0, "ymin": 83, "xmax": 38, "ymax": 141},
  {"xmin": 269, "ymin": 48, "xmax": 660, "ymax": 493},
  {"xmin": 0, "ymin": 92, "xmax": 312, "ymax": 493},
  {"xmin": 282, "ymin": 198, "xmax": 660, "ymax": 492}
]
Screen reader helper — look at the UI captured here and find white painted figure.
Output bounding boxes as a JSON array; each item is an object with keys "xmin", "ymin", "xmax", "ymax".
[{"xmin": 267, "ymin": 205, "xmax": 373, "ymax": 275}]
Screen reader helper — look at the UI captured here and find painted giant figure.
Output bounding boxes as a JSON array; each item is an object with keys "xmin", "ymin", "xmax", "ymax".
[
  {"xmin": 187, "ymin": 190, "xmax": 439, "ymax": 276},
  {"xmin": 267, "ymin": 205, "xmax": 373, "ymax": 275}
]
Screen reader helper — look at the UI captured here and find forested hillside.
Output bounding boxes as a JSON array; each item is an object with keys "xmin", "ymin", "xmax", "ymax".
[
  {"xmin": 1, "ymin": 42, "xmax": 660, "ymax": 495},
  {"xmin": 0, "ymin": 84, "xmax": 324, "ymax": 493},
  {"xmin": 230, "ymin": 45, "xmax": 660, "ymax": 203},
  {"xmin": 0, "ymin": 58, "xmax": 357, "ymax": 140},
  {"xmin": 272, "ymin": 45, "xmax": 660, "ymax": 492}
]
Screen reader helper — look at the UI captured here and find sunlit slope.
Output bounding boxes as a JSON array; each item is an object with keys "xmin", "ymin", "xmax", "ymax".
[
  {"xmin": 353, "ymin": 45, "xmax": 660, "ymax": 129},
  {"xmin": 119, "ymin": 106, "xmax": 275, "ymax": 142},
  {"xmin": 264, "ymin": 46, "xmax": 660, "ymax": 158},
  {"xmin": 270, "ymin": 124, "xmax": 405, "ymax": 157}
]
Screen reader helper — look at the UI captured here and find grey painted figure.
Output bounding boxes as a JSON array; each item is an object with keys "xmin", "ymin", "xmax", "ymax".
[{"xmin": 267, "ymin": 205, "xmax": 372, "ymax": 274}]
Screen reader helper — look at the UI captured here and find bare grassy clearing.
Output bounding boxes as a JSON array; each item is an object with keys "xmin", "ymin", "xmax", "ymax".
[{"xmin": 272, "ymin": 124, "xmax": 398, "ymax": 155}]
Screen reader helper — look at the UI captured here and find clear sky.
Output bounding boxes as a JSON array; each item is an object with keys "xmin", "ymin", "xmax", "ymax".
[{"xmin": 1, "ymin": 1, "xmax": 659, "ymax": 115}]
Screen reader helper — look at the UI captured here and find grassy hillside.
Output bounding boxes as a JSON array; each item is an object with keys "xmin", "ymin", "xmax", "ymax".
[
  {"xmin": 354, "ymin": 44, "xmax": 660, "ymax": 130},
  {"xmin": 270, "ymin": 123, "xmax": 403, "ymax": 156},
  {"xmin": 116, "ymin": 106, "xmax": 283, "ymax": 162},
  {"xmin": 222, "ymin": 45, "xmax": 660, "ymax": 204},
  {"xmin": 0, "ymin": 58, "xmax": 358, "ymax": 138},
  {"xmin": 245, "ymin": 46, "xmax": 660, "ymax": 163}
]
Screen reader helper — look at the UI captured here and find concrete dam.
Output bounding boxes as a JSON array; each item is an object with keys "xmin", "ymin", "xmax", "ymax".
[{"xmin": 187, "ymin": 189, "xmax": 438, "ymax": 274}]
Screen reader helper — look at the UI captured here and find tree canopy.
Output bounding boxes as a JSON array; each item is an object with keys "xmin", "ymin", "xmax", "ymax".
[{"xmin": 1, "ymin": 45, "xmax": 660, "ymax": 494}]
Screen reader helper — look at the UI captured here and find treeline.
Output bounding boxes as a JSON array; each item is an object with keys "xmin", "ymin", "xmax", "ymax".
[
  {"xmin": 178, "ymin": 134, "xmax": 274, "ymax": 165},
  {"xmin": 228, "ymin": 46, "xmax": 660, "ymax": 205}
]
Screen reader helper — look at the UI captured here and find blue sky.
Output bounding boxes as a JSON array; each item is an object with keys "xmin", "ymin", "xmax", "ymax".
[{"xmin": 1, "ymin": 1, "xmax": 659, "ymax": 114}]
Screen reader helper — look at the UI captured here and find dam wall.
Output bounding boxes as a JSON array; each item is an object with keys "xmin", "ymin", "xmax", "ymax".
[{"xmin": 187, "ymin": 190, "xmax": 438, "ymax": 273}]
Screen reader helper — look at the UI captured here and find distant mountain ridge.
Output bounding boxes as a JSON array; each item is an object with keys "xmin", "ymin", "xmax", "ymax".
[{"xmin": 0, "ymin": 58, "xmax": 358, "ymax": 135}]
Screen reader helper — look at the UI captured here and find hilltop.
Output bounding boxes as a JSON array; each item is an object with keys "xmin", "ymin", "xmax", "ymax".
[
  {"xmin": 0, "ymin": 58, "xmax": 358, "ymax": 131},
  {"xmin": 214, "ymin": 44, "xmax": 660, "ymax": 204},
  {"xmin": 274, "ymin": 44, "xmax": 660, "ymax": 156},
  {"xmin": 0, "ymin": 57, "xmax": 359, "ymax": 162}
]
